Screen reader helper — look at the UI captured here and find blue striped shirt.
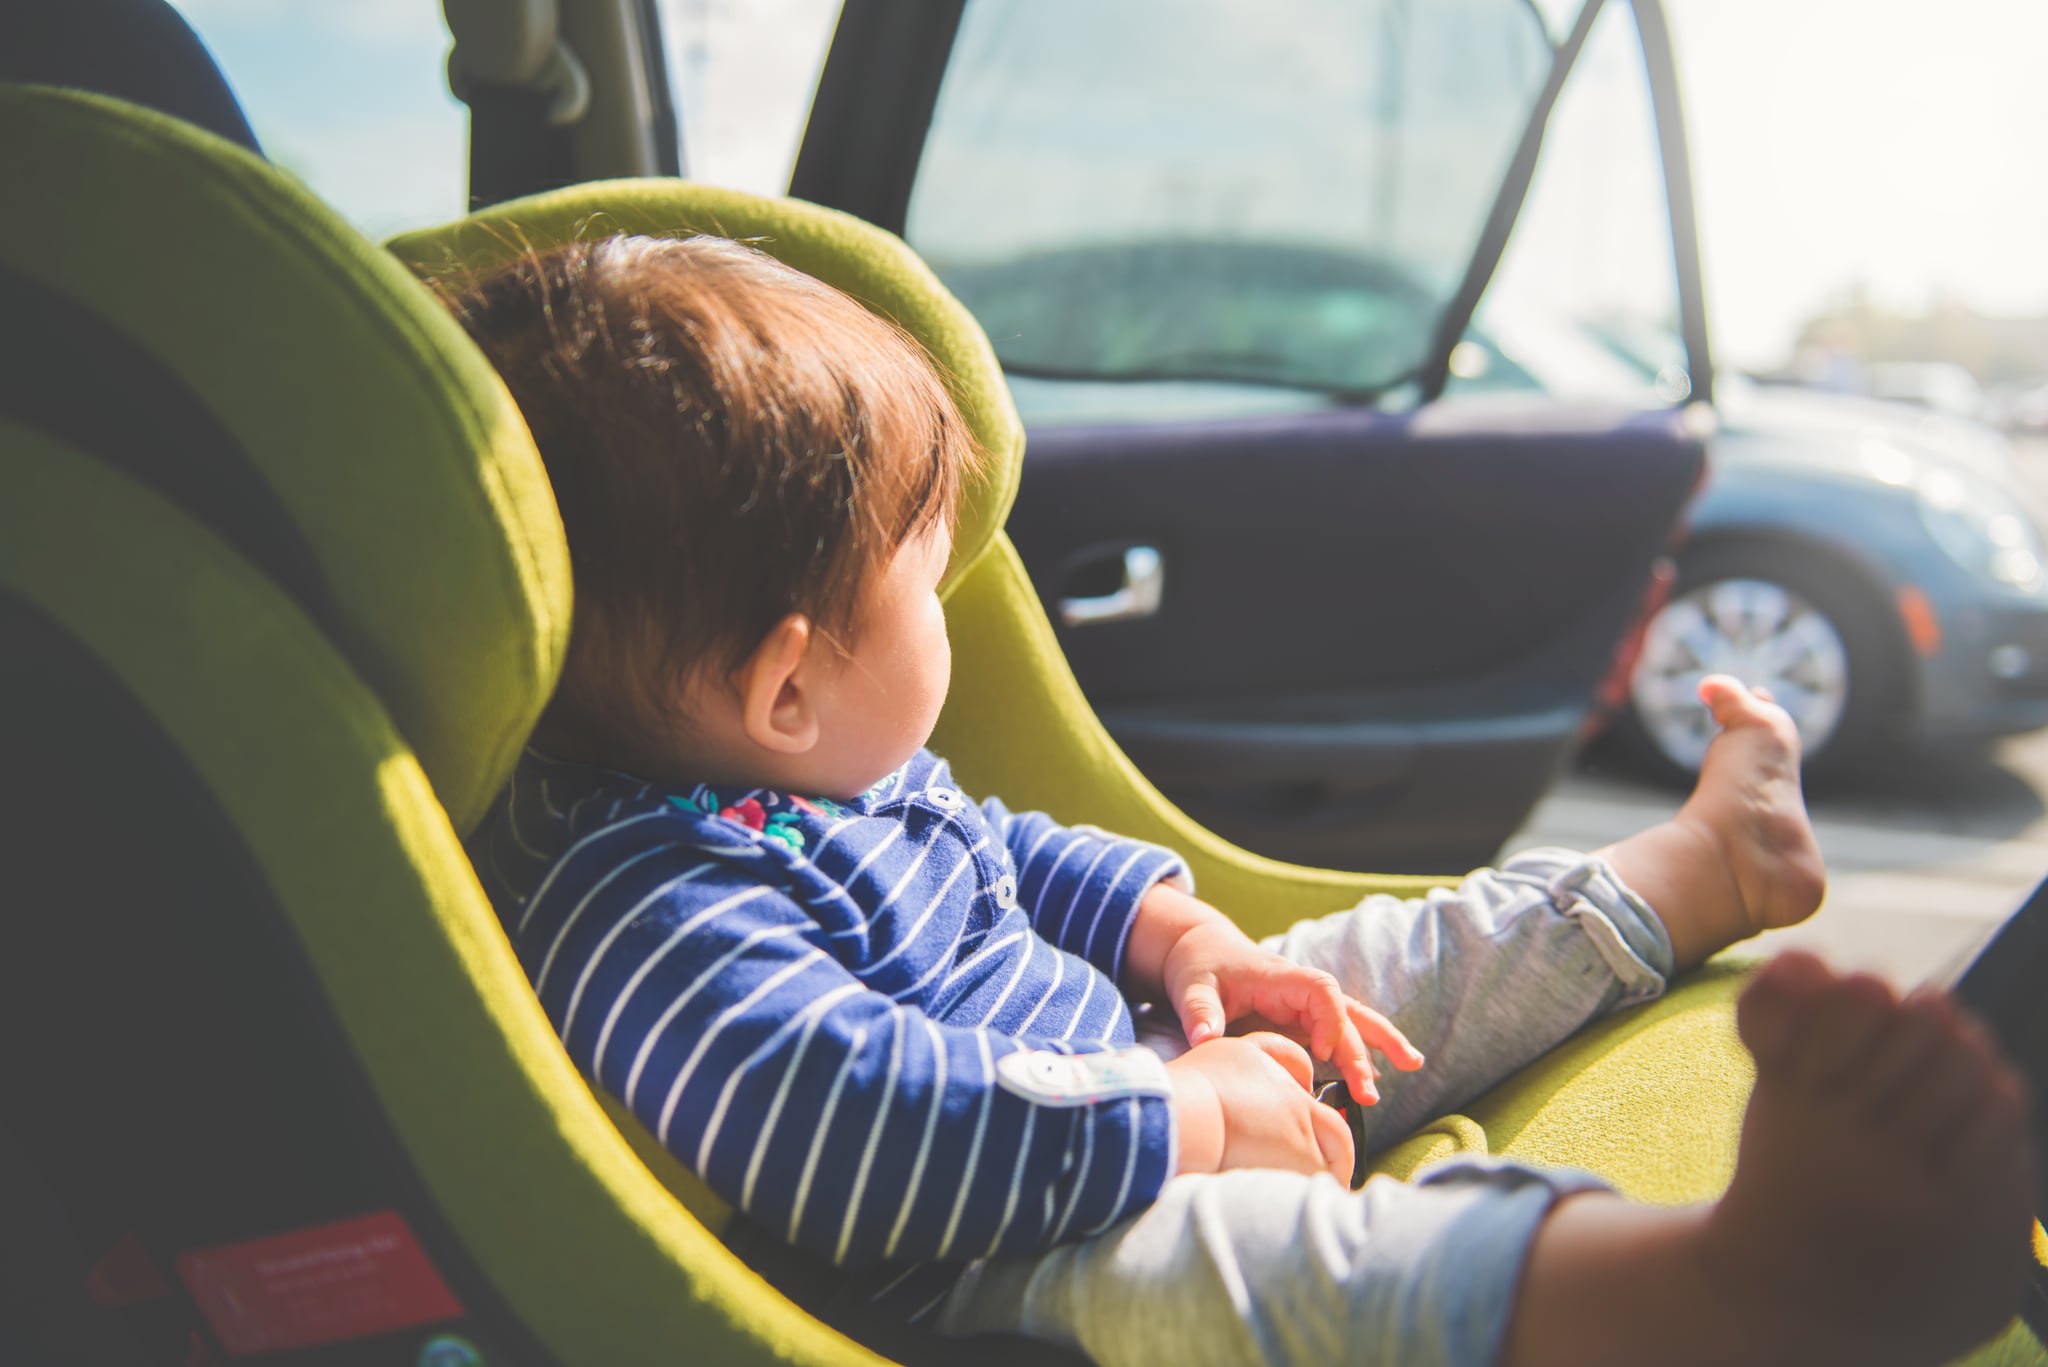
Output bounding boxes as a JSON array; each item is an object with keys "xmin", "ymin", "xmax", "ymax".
[{"xmin": 471, "ymin": 747, "xmax": 1188, "ymax": 1322}]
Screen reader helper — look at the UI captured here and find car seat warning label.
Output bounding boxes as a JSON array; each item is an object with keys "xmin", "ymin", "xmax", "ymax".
[{"xmin": 176, "ymin": 1210, "xmax": 464, "ymax": 1355}]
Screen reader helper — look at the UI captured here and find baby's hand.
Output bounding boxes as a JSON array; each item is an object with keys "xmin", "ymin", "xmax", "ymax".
[
  {"xmin": 1164, "ymin": 1033, "xmax": 1353, "ymax": 1180},
  {"xmin": 1161, "ymin": 917, "xmax": 1423, "ymax": 1107}
]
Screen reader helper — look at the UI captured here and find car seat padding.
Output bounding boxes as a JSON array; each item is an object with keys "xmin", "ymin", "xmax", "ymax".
[
  {"xmin": 0, "ymin": 423, "xmax": 890, "ymax": 1365},
  {"xmin": 0, "ymin": 582, "xmax": 560, "ymax": 1366},
  {"xmin": 0, "ymin": 261, "xmax": 334, "ymax": 633},
  {"xmin": 0, "ymin": 0, "xmax": 261, "ymax": 155},
  {"xmin": 1, "ymin": 86, "xmax": 571, "ymax": 835}
]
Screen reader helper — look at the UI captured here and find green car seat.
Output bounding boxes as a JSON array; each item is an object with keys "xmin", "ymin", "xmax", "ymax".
[{"xmin": 1, "ymin": 82, "xmax": 2038, "ymax": 1366}]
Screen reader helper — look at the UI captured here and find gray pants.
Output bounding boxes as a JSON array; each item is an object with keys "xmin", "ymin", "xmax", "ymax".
[{"xmin": 936, "ymin": 848, "xmax": 1677, "ymax": 1367}]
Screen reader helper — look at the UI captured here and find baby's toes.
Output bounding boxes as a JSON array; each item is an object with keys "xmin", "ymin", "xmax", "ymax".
[
  {"xmin": 1697, "ymin": 673, "xmax": 1754, "ymax": 724},
  {"xmin": 1738, "ymin": 952, "xmax": 1865, "ymax": 1078},
  {"xmin": 1699, "ymin": 673, "xmax": 1773, "ymax": 725},
  {"xmin": 1701, "ymin": 673, "xmax": 1802, "ymax": 747},
  {"xmin": 1737, "ymin": 952, "xmax": 1823, "ymax": 1067},
  {"xmin": 1800, "ymin": 972, "xmax": 1903, "ymax": 1092}
]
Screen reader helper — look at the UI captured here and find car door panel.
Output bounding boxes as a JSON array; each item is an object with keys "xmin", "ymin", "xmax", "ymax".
[
  {"xmin": 1008, "ymin": 401, "xmax": 1701, "ymax": 869},
  {"xmin": 1017, "ymin": 403, "xmax": 1700, "ymax": 701}
]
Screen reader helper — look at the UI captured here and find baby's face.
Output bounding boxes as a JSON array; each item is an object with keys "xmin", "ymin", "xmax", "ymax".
[{"xmin": 803, "ymin": 520, "xmax": 955, "ymax": 799}]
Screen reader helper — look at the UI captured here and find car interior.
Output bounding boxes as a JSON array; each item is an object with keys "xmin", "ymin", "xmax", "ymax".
[{"xmin": 2, "ymin": 2, "xmax": 2045, "ymax": 1364}]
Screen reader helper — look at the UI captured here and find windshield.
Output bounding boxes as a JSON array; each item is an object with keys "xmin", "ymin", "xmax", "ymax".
[{"xmin": 904, "ymin": 0, "xmax": 1571, "ymax": 401}]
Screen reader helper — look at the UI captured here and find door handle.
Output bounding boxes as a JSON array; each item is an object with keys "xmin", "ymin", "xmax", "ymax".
[{"xmin": 1058, "ymin": 545, "xmax": 1163, "ymax": 627}]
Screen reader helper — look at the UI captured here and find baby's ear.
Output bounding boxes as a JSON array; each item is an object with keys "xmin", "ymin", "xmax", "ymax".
[{"xmin": 739, "ymin": 613, "xmax": 819, "ymax": 755}]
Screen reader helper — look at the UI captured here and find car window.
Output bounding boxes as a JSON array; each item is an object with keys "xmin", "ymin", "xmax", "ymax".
[
  {"xmin": 653, "ymin": 0, "xmax": 840, "ymax": 195},
  {"xmin": 165, "ymin": 1, "xmax": 466, "ymax": 240},
  {"xmin": 904, "ymin": 0, "xmax": 1563, "ymax": 422},
  {"xmin": 1456, "ymin": 0, "xmax": 1687, "ymax": 404}
]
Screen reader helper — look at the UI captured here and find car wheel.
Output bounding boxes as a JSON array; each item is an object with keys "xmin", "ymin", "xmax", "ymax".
[{"xmin": 1615, "ymin": 545, "xmax": 1901, "ymax": 780}]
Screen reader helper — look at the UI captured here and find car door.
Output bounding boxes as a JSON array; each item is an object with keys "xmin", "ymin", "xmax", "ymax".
[{"xmin": 789, "ymin": 0, "xmax": 1711, "ymax": 872}]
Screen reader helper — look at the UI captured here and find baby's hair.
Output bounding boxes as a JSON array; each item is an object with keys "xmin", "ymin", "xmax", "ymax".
[{"xmin": 438, "ymin": 233, "xmax": 981, "ymax": 757}]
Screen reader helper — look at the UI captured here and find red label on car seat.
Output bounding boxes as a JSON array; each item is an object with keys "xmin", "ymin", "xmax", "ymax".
[{"xmin": 176, "ymin": 1211, "xmax": 463, "ymax": 1356}]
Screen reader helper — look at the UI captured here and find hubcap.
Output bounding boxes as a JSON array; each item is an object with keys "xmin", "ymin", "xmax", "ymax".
[{"xmin": 1630, "ymin": 577, "xmax": 1850, "ymax": 770}]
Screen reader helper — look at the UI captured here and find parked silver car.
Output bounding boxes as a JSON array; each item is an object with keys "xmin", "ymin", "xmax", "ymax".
[
  {"xmin": 1458, "ymin": 314, "xmax": 2048, "ymax": 775},
  {"xmin": 1624, "ymin": 379, "xmax": 2048, "ymax": 775}
]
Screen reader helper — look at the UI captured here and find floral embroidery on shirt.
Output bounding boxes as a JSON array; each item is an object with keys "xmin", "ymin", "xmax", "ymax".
[
  {"xmin": 665, "ymin": 786, "xmax": 829, "ymax": 851},
  {"xmin": 722, "ymin": 796, "xmax": 768, "ymax": 829},
  {"xmin": 791, "ymin": 794, "xmax": 846, "ymax": 819}
]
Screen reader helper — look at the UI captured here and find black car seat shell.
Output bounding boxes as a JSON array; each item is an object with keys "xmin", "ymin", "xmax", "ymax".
[{"xmin": 0, "ymin": 0, "xmax": 261, "ymax": 153}]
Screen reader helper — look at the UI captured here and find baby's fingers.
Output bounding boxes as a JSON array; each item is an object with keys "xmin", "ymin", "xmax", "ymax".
[
  {"xmin": 1333, "ymin": 1015, "xmax": 1379, "ymax": 1107},
  {"xmin": 1282, "ymin": 971, "xmax": 1384, "ymax": 1106},
  {"xmin": 1283, "ymin": 968, "xmax": 1353, "ymax": 1062},
  {"xmin": 1350, "ymin": 1001, "xmax": 1424, "ymax": 1072},
  {"xmin": 1176, "ymin": 974, "xmax": 1228, "ymax": 1048}
]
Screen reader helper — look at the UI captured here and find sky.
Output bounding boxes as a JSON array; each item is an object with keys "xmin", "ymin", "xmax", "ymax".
[
  {"xmin": 172, "ymin": 0, "xmax": 2048, "ymax": 372},
  {"xmin": 1669, "ymin": 0, "xmax": 2048, "ymax": 366}
]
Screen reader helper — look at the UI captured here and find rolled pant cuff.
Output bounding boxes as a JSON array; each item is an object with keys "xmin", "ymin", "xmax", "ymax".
[
  {"xmin": 1397, "ymin": 1158, "xmax": 1615, "ymax": 1367},
  {"xmin": 1504, "ymin": 847, "xmax": 1675, "ymax": 1009}
]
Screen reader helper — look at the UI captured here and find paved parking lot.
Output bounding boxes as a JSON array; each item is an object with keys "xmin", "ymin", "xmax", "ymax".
[{"xmin": 1508, "ymin": 436, "xmax": 2048, "ymax": 988}]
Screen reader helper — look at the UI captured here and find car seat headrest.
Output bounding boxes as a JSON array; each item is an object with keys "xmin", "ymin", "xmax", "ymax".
[
  {"xmin": 0, "ymin": 85, "xmax": 572, "ymax": 833},
  {"xmin": 385, "ymin": 180, "xmax": 1025, "ymax": 596},
  {"xmin": 0, "ymin": 0, "xmax": 261, "ymax": 154}
]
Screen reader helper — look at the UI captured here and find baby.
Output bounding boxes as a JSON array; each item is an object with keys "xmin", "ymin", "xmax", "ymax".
[{"xmin": 452, "ymin": 233, "xmax": 2035, "ymax": 1367}]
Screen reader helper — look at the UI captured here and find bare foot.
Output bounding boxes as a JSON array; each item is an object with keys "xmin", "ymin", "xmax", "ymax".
[
  {"xmin": 1702, "ymin": 952, "xmax": 2036, "ymax": 1365},
  {"xmin": 1674, "ymin": 674, "xmax": 1827, "ymax": 938}
]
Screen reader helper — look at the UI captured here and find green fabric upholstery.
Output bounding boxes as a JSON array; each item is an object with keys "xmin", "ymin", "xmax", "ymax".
[
  {"xmin": 0, "ymin": 85, "xmax": 570, "ymax": 834},
  {"xmin": 0, "ymin": 420, "xmax": 885, "ymax": 1366},
  {"xmin": 1373, "ymin": 957, "xmax": 1751, "ymax": 1198}
]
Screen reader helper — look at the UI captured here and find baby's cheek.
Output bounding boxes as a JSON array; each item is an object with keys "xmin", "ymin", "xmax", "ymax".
[
  {"xmin": 916, "ymin": 606, "xmax": 952, "ymax": 711},
  {"xmin": 931, "ymin": 625, "xmax": 953, "ymax": 704}
]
